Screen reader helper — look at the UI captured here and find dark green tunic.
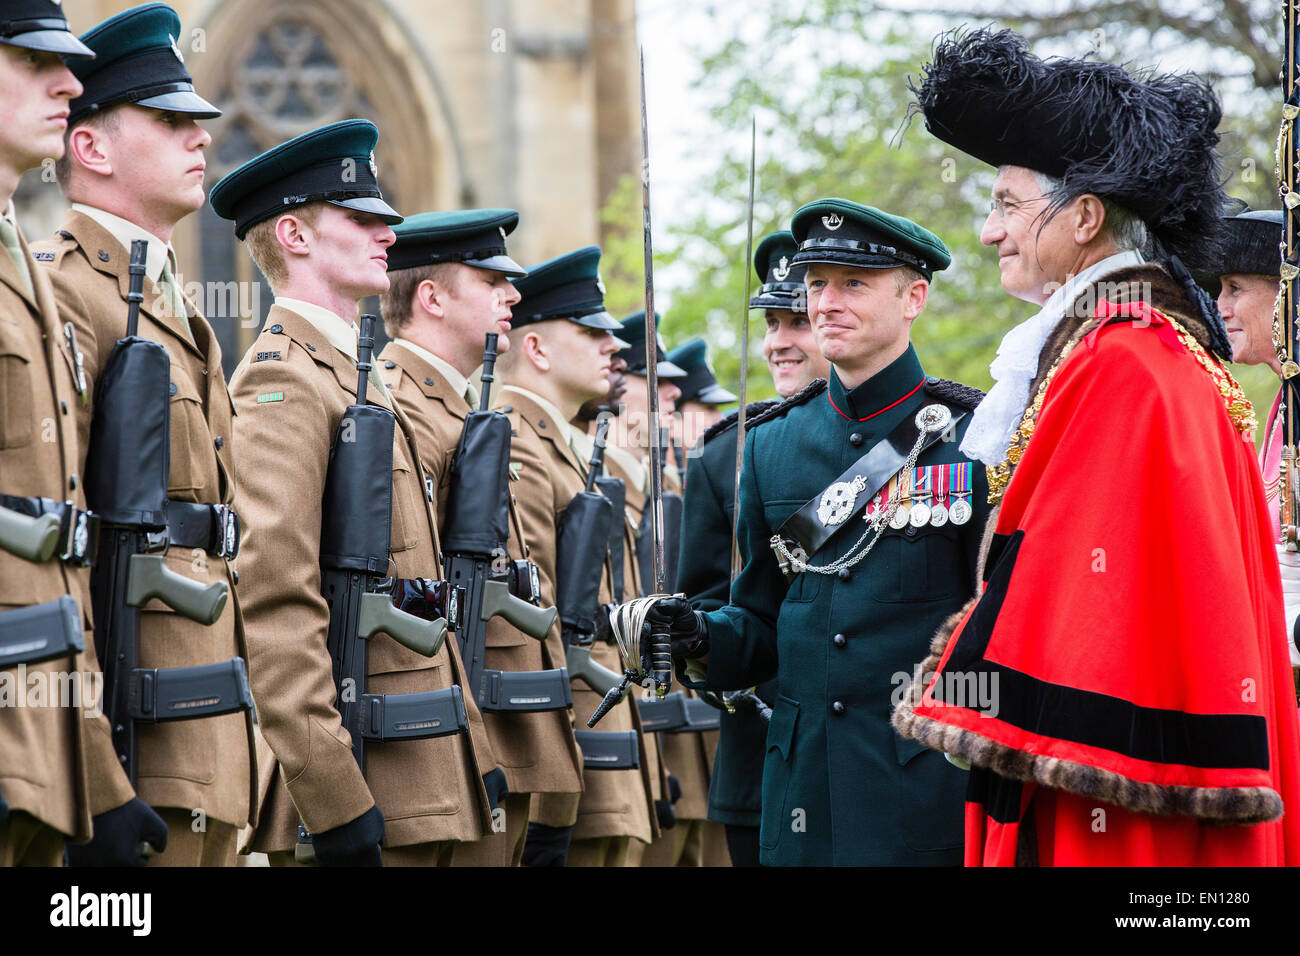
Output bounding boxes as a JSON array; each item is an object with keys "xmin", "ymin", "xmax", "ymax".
[
  {"xmin": 690, "ymin": 345, "xmax": 991, "ymax": 865},
  {"xmin": 676, "ymin": 399, "xmax": 779, "ymax": 830}
]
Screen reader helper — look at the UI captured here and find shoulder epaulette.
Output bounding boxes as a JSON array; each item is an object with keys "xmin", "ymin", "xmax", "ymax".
[
  {"xmin": 744, "ymin": 378, "xmax": 828, "ymax": 431},
  {"xmin": 923, "ymin": 376, "xmax": 984, "ymax": 411},
  {"xmin": 701, "ymin": 398, "xmax": 780, "ymax": 445}
]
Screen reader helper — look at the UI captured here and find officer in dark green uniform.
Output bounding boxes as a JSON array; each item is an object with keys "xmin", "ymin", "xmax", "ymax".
[
  {"xmin": 647, "ymin": 199, "xmax": 991, "ymax": 865},
  {"xmin": 674, "ymin": 230, "xmax": 816, "ymax": 867}
]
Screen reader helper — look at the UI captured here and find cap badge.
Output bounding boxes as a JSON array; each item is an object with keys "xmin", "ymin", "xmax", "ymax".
[
  {"xmin": 821, "ymin": 214, "xmax": 844, "ymax": 231},
  {"xmin": 772, "ymin": 256, "xmax": 791, "ymax": 280},
  {"xmin": 368, "ymin": 151, "xmax": 377, "ymax": 177},
  {"xmin": 169, "ymin": 34, "xmax": 184, "ymax": 63},
  {"xmin": 596, "ymin": 273, "xmax": 606, "ymax": 295},
  {"xmin": 499, "ymin": 226, "xmax": 507, "ymax": 239}
]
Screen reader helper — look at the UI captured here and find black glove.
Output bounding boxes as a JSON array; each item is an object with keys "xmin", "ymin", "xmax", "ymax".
[
  {"xmin": 655, "ymin": 799, "xmax": 677, "ymax": 830},
  {"xmin": 312, "ymin": 805, "xmax": 384, "ymax": 867},
  {"xmin": 522, "ymin": 823, "xmax": 574, "ymax": 866},
  {"xmin": 667, "ymin": 773, "xmax": 682, "ymax": 804},
  {"xmin": 66, "ymin": 797, "xmax": 167, "ymax": 866},
  {"xmin": 594, "ymin": 603, "xmax": 616, "ymax": 644},
  {"xmin": 645, "ymin": 596, "xmax": 708, "ymax": 659},
  {"xmin": 482, "ymin": 767, "xmax": 509, "ymax": 813}
]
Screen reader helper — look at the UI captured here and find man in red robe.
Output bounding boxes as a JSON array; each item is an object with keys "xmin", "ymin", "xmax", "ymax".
[{"xmin": 892, "ymin": 28, "xmax": 1300, "ymax": 866}]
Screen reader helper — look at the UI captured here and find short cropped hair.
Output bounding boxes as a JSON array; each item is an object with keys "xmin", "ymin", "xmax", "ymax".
[
  {"xmin": 242, "ymin": 203, "xmax": 324, "ymax": 290},
  {"xmin": 380, "ymin": 262, "xmax": 460, "ymax": 338}
]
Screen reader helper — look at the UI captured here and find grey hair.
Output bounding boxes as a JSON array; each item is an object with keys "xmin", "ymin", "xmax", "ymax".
[{"xmin": 1034, "ymin": 171, "xmax": 1151, "ymax": 255}]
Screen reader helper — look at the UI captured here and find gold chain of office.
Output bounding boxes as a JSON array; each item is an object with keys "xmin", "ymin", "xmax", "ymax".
[{"xmin": 987, "ymin": 315, "xmax": 1257, "ymax": 505}]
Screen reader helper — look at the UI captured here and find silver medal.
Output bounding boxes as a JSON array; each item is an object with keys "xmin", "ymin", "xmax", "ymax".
[
  {"xmin": 950, "ymin": 498, "xmax": 972, "ymax": 525},
  {"xmin": 817, "ymin": 475, "xmax": 866, "ymax": 527},
  {"xmin": 930, "ymin": 502, "xmax": 949, "ymax": 527},
  {"xmin": 888, "ymin": 502, "xmax": 911, "ymax": 530},
  {"xmin": 909, "ymin": 502, "xmax": 930, "ymax": 527}
]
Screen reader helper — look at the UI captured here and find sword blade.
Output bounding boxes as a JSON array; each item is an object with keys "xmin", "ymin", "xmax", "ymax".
[
  {"xmin": 732, "ymin": 117, "xmax": 757, "ymax": 581},
  {"xmin": 640, "ymin": 47, "xmax": 667, "ymax": 594}
]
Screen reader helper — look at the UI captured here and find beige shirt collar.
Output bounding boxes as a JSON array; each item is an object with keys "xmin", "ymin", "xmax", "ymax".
[
  {"xmin": 499, "ymin": 384, "xmax": 573, "ymax": 447},
  {"xmin": 72, "ymin": 203, "xmax": 175, "ymax": 283},
  {"xmin": 393, "ymin": 338, "xmax": 477, "ymax": 406},
  {"xmin": 606, "ymin": 444, "xmax": 648, "ymax": 496},
  {"xmin": 273, "ymin": 296, "xmax": 389, "ymax": 405}
]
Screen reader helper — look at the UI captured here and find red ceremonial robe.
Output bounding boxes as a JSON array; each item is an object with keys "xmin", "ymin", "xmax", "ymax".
[{"xmin": 894, "ymin": 272, "xmax": 1300, "ymax": 866}]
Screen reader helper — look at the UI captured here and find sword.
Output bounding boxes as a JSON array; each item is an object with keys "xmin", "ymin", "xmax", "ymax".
[
  {"xmin": 639, "ymin": 47, "xmax": 671, "ymax": 699},
  {"xmin": 1276, "ymin": 0, "xmax": 1300, "ymax": 556},
  {"xmin": 731, "ymin": 117, "xmax": 757, "ymax": 582},
  {"xmin": 1275, "ymin": 0, "xmax": 1300, "ymax": 673}
]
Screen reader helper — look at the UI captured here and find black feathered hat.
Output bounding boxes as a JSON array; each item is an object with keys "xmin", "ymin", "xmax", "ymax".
[{"xmin": 909, "ymin": 27, "xmax": 1227, "ymax": 274}]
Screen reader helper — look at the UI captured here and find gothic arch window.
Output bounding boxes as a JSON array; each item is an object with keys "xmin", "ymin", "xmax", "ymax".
[{"xmin": 180, "ymin": 0, "xmax": 453, "ymax": 375}]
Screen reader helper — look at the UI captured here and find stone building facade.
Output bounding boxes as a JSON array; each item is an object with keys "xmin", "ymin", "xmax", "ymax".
[{"xmin": 18, "ymin": 0, "xmax": 642, "ymax": 374}]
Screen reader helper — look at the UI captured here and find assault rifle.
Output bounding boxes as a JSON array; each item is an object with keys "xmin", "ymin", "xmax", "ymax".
[
  {"xmin": 85, "ymin": 239, "xmax": 250, "ymax": 784},
  {"xmin": 442, "ymin": 333, "xmax": 564, "ymax": 712},
  {"xmin": 297, "ymin": 314, "xmax": 464, "ymax": 863},
  {"xmin": 559, "ymin": 416, "xmax": 640, "ymax": 768}
]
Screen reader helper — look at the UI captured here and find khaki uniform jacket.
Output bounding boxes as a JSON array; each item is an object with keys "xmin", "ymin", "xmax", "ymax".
[
  {"xmin": 498, "ymin": 391, "xmax": 656, "ymax": 841},
  {"xmin": 230, "ymin": 306, "xmax": 493, "ymax": 851},
  {"xmin": 0, "ymin": 221, "xmax": 134, "ymax": 839},
  {"xmin": 606, "ymin": 452, "xmax": 714, "ymax": 822},
  {"xmin": 33, "ymin": 211, "xmax": 256, "ymax": 828},
  {"xmin": 379, "ymin": 342, "xmax": 583, "ymax": 798}
]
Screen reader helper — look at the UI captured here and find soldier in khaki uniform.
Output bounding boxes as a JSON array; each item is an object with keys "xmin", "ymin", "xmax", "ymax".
[
  {"xmin": 0, "ymin": 0, "xmax": 165, "ymax": 867},
  {"xmin": 33, "ymin": 3, "xmax": 255, "ymax": 867},
  {"xmin": 495, "ymin": 247, "xmax": 660, "ymax": 867},
  {"xmin": 606, "ymin": 314, "xmax": 726, "ymax": 867},
  {"xmin": 377, "ymin": 210, "xmax": 583, "ymax": 866},
  {"xmin": 211, "ymin": 120, "xmax": 497, "ymax": 866}
]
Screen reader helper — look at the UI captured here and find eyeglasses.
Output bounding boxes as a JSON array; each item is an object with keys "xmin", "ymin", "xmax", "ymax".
[{"xmin": 989, "ymin": 195, "xmax": 1047, "ymax": 219}]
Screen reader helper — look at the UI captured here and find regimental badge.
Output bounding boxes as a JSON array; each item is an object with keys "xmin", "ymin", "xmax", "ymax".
[
  {"xmin": 73, "ymin": 512, "xmax": 88, "ymax": 560},
  {"xmin": 596, "ymin": 272, "xmax": 606, "ymax": 295},
  {"xmin": 915, "ymin": 404, "xmax": 952, "ymax": 434},
  {"xmin": 821, "ymin": 214, "xmax": 844, "ymax": 231},
  {"xmin": 499, "ymin": 226, "xmax": 507, "ymax": 240},
  {"xmin": 818, "ymin": 475, "xmax": 867, "ymax": 527},
  {"xmin": 368, "ymin": 151, "xmax": 378, "ymax": 177},
  {"xmin": 772, "ymin": 256, "xmax": 791, "ymax": 280},
  {"xmin": 169, "ymin": 34, "xmax": 184, "ymax": 63}
]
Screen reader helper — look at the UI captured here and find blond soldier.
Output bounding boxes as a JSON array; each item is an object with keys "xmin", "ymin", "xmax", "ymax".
[
  {"xmin": 34, "ymin": 3, "xmax": 255, "ymax": 867},
  {"xmin": 211, "ymin": 120, "xmax": 497, "ymax": 866},
  {"xmin": 0, "ymin": 0, "xmax": 165, "ymax": 867},
  {"xmin": 495, "ymin": 247, "xmax": 660, "ymax": 867},
  {"xmin": 377, "ymin": 210, "xmax": 583, "ymax": 866}
]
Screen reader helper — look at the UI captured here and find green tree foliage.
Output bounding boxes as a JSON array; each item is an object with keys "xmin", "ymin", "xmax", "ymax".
[{"xmin": 603, "ymin": 2, "xmax": 1283, "ymax": 423}]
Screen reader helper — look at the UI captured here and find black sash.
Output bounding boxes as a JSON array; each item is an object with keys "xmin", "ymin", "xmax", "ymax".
[{"xmin": 776, "ymin": 404, "xmax": 966, "ymax": 559}]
